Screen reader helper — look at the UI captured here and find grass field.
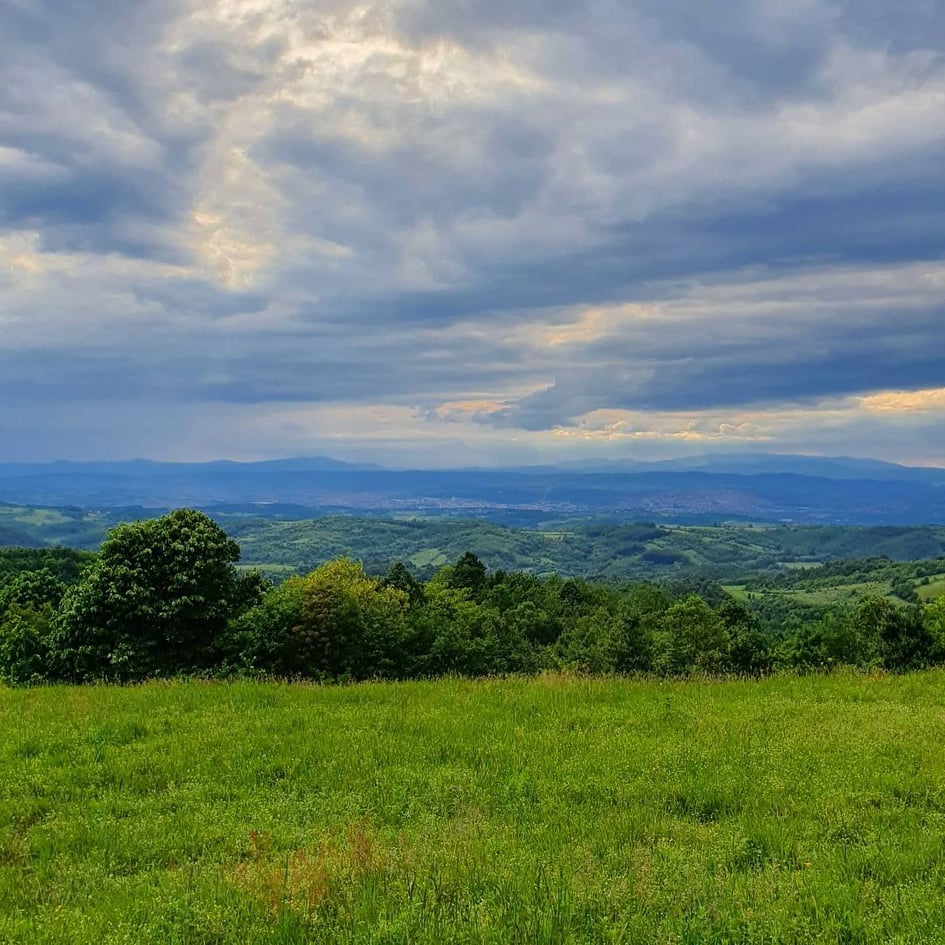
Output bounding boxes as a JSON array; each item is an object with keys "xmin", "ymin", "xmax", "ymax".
[
  {"xmin": 918, "ymin": 576, "xmax": 945, "ymax": 602},
  {"xmin": 3, "ymin": 674, "xmax": 945, "ymax": 944}
]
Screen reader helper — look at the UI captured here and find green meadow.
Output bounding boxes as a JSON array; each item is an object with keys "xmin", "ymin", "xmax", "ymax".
[{"xmin": 3, "ymin": 673, "xmax": 945, "ymax": 944}]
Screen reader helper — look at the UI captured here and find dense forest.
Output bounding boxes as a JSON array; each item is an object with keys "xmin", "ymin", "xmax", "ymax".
[{"xmin": 2, "ymin": 509, "xmax": 945, "ymax": 686}]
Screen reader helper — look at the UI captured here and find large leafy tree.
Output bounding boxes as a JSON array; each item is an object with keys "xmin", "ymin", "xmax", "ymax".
[
  {"xmin": 411, "ymin": 582, "xmax": 509, "ymax": 677},
  {"xmin": 612, "ymin": 584, "xmax": 669, "ymax": 673},
  {"xmin": 717, "ymin": 599, "xmax": 772, "ymax": 676},
  {"xmin": 926, "ymin": 597, "xmax": 945, "ymax": 656},
  {"xmin": 50, "ymin": 509, "xmax": 247, "ymax": 681},
  {"xmin": 285, "ymin": 558, "xmax": 410, "ymax": 679},
  {"xmin": 381, "ymin": 562, "xmax": 425, "ymax": 608},
  {"xmin": 233, "ymin": 558, "xmax": 410, "ymax": 680},
  {"xmin": 0, "ymin": 568, "xmax": 67, "ymax": 614}
]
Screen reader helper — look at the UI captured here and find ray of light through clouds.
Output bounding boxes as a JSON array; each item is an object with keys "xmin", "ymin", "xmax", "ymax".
[{"xmin": 1, "ymin": 0, "xmax": 944, "ymax": 465}]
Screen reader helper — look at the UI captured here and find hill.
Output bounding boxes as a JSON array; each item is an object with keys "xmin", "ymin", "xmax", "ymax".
[{"xmin": 4, "ymin": 504, "xmax": 945, "ymax": 584}]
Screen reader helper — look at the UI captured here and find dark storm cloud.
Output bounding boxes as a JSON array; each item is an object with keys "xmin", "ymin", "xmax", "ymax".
[
  {"xmin": 333, "ymin": 148, "xmax": 945, "ymax": 335},
  {"xmin": 395, "ymin": 0, "xmax": 936, "ymax": 104},
  {"xmin": 833, "ymin": 0, "xmax": 945, "ymax": 54},
  {"xmin": 1, "ymin": 0, "xmax": 945, "ymax": 461},
  {"xmin": 259, "ymin": 108, "xmax": 552, "ymax": 231},
  {"xmin": 501, "ymin": 318, "xmax": 945, "ymax": 431}
]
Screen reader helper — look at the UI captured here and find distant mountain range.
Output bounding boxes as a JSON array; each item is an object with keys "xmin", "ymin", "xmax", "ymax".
[
  {"xmin": 0, "ymin": 454, "xmax": 943, "ymax": 525},
  {"xmin": 519, "ymin": 453, "xmax": 945, "ymax": 481}
]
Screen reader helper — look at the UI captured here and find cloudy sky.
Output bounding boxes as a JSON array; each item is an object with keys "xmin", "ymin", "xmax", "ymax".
[{"xmin": 2, "ymin": 0, "xmax": 944, "ymax": 466}]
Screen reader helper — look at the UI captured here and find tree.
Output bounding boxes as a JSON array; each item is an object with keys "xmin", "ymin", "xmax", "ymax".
[
  {"xmin": 877, "ymin": 604, "xmax": 934, "ymax": 671},
  {"xmin": 652, "ymin": 596, "xmax": 729, "ymax": 676},
  {"xmin": 381, "ymin": 562, "xmax": 425, "ymax": 608},
  {"xmin": 448, "ymin": 553, "xmax": 488, "ymax": 596},
  {"xmin": 612, "ymin": 584, "xmax": 668, "ymax": 673},
  {"xmin": 717, "ymin": 600, "xmax": 771, "ymax": 676},
  {"xmin": 925, "ymin": 597, "xmax": 945, "ymax": 659},
  {"xmin": 558, "ymin": 578, "xmax": 591, "ymax": 611},
  {"xmin": 502, "ymin": 600, "xmax": 560, "ymax": 650},
  {"xmin": 0, "ymin": 604, "xmax": 54, "ymax": 686},
  {"xmin": 0, "ymin": 569, "xmax": 66, "ymax": 614},
  {"xmin": 842, "ymin": 596, "xmax": 933, "ymax": 671},
  {"xmin": 556, "ymin": 606, "xmax": 619, "ymax": 674},
  {"xmin": 779, "ymin": 612, "xmax": 860, "ymax": 670},
  {"xmin": 238, "ymin": 558, "xmax": 410, "ymax": 680},
  {"xmin": 0, "ymin": 569, "xmax": 65, "ymax": 685},
  {"xmin": 411, "ymin": 583, "xmax": 503, "ymax": 677},
  {"xmin": 49, "ymin": 509, "xmax": 245, "ymax": 681}
]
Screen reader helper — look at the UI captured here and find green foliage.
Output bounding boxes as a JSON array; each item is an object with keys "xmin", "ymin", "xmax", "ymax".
[
  {"xmin": 652, "ymin": 596, "xmax": 730, "ymax": 675},
  {"xmin": 923, "ymin": 597, "xmax": 945, "ymax": 658},
  {"xmin": 236, "ymin": 559, "xmax": 410, "ymax": 680},
  {"xmin": 879, "ymin": 606, "xmax": 935, "ymax": 671},
  {"xmin": 380, "ymin": 561, "xmax": 424, "ymax": 608},
  {"xmin": 411, "ymin": 583, "xmax": 502, "ymax": 676},
  {"xmin": 776, "ymin": 613, "xmax": 862, "ymax": 670},
  {"xmin": 176, "ymin": 514, "xmax": 945, "ymax": 583},
  {"xmin": 0, "ymin": 569, "xmax": 66, "ymax": 687},
  {"xmin": 50, "ymin": 509, "xmax": 245, "ymax": 681},
  {"xmin": 0, "ymin": 604, "xmax": 53, "ymax": 686},
  {"xmin": 612, "ymin": 606, "xmax": 658, "ymax": 674},
  {"xmin": 0, "ymin": 506, "xmax": 137, "ymax": 550},
  {"xmin": 0, "ymin": 547, "xmax": 93, "ymax": 586},
  {"xmin": 447, "ymin": 551, "xmax": 488, "ymax": 595},
  {"xmin": 0, "ymin": 568, "xmax": 66, "ymax": 613},
  {"xmin": 6, "ymin": 502, "xmax": 945, "ymax": 587},
  {"xmin": 555, "ymin": 606, "xmax": 619, "ymax": 673},
  {"xmin": 6, "ymin": 509, "xmax": 945, "ymax": 685},
  {"xmin": 718, "ymin": 600, "xmax": 772, "ymax": 676},
  {"xmin": 223, "ymin": 582, "xmax": 306, "ymax": 676}
]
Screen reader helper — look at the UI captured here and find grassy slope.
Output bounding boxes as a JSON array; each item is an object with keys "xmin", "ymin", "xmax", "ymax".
[
  {"xmin": 3, "ymin": 674, "xmax": 945, "ymax": 944},
  {"xmin": 918, "ymin": 577, "xmax": 945, "ymax": 602},
  {"xmin": 732, "ymin": 566, "xmax": 945, "ymax": 612}
]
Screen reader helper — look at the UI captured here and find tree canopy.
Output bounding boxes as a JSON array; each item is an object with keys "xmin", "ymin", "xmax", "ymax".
[
  {"xmin": 1, "ymin": 509, "xmax": 944, "ymax": 685},
  {"xmin": 50, "ymin": 509, "xmax": 251, "ymax": 681}
]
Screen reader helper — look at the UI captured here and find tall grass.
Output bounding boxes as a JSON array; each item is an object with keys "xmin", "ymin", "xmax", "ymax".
[{"xmin": 2, "ymin": 672, "xmax": 945, "ymax": 943}]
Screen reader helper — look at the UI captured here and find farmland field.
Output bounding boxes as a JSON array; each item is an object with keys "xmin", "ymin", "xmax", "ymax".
[{"xmin": 3, "ymin": 674, "xmax": 945, "ymax": 944}]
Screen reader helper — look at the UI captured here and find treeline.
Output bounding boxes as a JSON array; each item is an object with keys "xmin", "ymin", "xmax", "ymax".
[{"xmin": 2, "ymin": 510, "xmax": 945, "ymax": 686}]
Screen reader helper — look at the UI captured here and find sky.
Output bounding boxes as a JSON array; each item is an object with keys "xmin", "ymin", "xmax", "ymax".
[{"xmin": 1, "ymin": 0, "xmax": 944, "ymax": 468}]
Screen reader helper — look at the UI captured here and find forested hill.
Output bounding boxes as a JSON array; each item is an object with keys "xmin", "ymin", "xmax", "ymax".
[
  {"xmin": 3, "ymin": 503, "xmax": 945, "ymax": 583},
  {"xmin": 226, "ymin": 519, "xmax": 945, "ymax": 581}
]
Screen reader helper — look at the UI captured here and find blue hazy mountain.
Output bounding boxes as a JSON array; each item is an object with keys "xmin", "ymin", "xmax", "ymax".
[
  {"xmin": 534, "ymin": 454, "xmax": 945, "ymax": 482},
  {"xmin": 0, "ymin": 454, "xmax": 942, "ymax": 524}
]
